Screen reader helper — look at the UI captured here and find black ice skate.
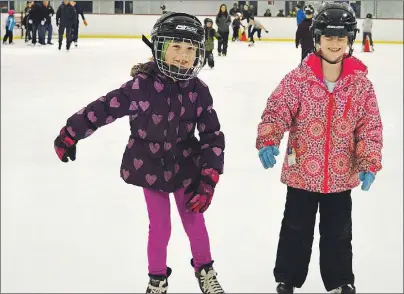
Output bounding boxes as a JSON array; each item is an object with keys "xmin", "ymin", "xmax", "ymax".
[
  {"xmin": 146, "ymin": 267, "xmax": 172, "ymax": 293},
  {"xmin": 330, "ymin": 284, "xmax": 356, "ymax": 293},
  {"xmin": 276, "ymin": 282, "xmax": 294, "ymax": 294},
  {"xmin": 192, "ymin": 259, "xmax": 224, "ymax": 294}
]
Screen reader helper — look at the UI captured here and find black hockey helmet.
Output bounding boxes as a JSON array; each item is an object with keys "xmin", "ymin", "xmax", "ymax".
[
  {"xmin": 366, "ymin": 13, "xmax": 372, "ymax": 18},
  {"xmin": 204, "ymin": 17, "xmax": 213, "ymax": 26},
  {"xmin": 142, "ymin": 12, "xmax": 205, "ymax": 80},
  {"xmin": 311, "ymin": 2, "xmax": 359, "ymax": 63},
  {"xmin": 304, "ymin": 4, "xmax": 314, "ymax": 16}
]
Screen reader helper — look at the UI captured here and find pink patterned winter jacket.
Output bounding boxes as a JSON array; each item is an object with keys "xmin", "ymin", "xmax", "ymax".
[{"xmin": 256, "ymin": 54, "xmax": 383, "ymax": 194}]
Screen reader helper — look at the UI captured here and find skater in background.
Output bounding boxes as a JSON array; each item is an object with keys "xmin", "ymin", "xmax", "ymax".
[
  {"xmin": 276, "ymin": 9, "xmax": 285, "ymax": 17},
  {"xmin": 229, "ymin": 2, "xmax": 240, "ymax": 16},
  {"xmin": 160, "ymin": 5, "xmax": 167, "ymax": 14},
  {"xmin": 241, "ymin": 4, "xmax": 252, "ymax": 37},
  {"xmin": 264, "ymin": 9, "xmax": 272, "ymax": 17},
  {"xmin": 295, "ymin": 4, "xmax": 314, "ymax": 61},
  {"xmin": 256, "ymin": 3, "xmax": 382, "ymax": 294},
  {"xmin": 29, "ymin": 1, "xmax": 47, "ymax": 46},
  {"xmin": 231, "ymin": 12, "xmax": 243, "ymax": 41},
  {"xmin": 362, "ymin": 13, "xmax": 374, "ymax": 51},
  {"xmin": 295, "ymin": 3, "xmax": 305, "ymax": 25},
  {"xmin": 3, "ymin": 10, "xmax": 16, "ymax": 45},
  {"xmin": 248, "ymin": 16, "xmax": 268, "ymax": 46},
  {"xmin": 54, "ymin": 11, "xmax": 225, "ymax": 294},
  {"xmin": 40, "ymin": 0, "xmax": 55, "ymax": 45},
  {"xmin": 56, "ymin": 0, "xmax": 76, "ymax": 51},
  {"xmin": 23, "ymin": 1, "xmax": 33, "ymax": 44},
  {"xmin": 203, "ymin": 17, "xmax": 222, "ymax": 68},
  {"xmin": 215, "ymin": 4, "xmax": 231, "ymax": 56},
  {"xmin": 70, "ymin": 1, "xmax": 87, "ymax": 47}
]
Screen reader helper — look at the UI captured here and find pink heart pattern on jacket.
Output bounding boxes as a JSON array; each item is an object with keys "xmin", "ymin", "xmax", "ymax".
[
  {"xmin": 132, "ymin": 78, "xmax": 140, "ymax": 89},
  {"xmin": 188, "ymin": 92, "xmax": 197, "ymax": 103},
  {"xmin": 149, "ymin": 142, "xmax": 160, "ymax": 154},
  {"xmin": 152, "ymin": 114, "xmax": 162, "ymax": 125},
  {"xmin": 110, "ymin": 97, "xmax": 120, "ymax": 108},
  {"xmin": 87, "ymin": 111, "xmax": 97, "ymax": 122},
  {"xmin": 154, "ymin": 81, "xmax": 164, "ymax": 93},
  {"xmin": 60, "ymin": 63, "xmax": 225, "ymax": 194},
  {"xmin": 129, "ymin": 101, "xmax": 138, "ymax": 111},
  {"xmin": 139, "ymin": 101, "xmax": 150, "ymax": 111},
  {"xmin": 134, "ymin": 158, "xmax": 143, "ymax": 170},
  {"xmin": 146, "ymin": 174, "xmax": 157, "ymax": 185}
]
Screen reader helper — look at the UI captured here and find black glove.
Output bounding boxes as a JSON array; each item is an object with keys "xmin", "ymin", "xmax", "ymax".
[{"xmin": 265, "ymin": 30, "xmax": 268, "ymax": 33}]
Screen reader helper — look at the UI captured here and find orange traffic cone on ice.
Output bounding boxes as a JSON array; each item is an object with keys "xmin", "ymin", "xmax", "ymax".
[
  {"xmin": 240, "ymin": 31, "xmax": 247, "ymax": 41},
  {"xmin": 363, "ymin": 35, "xmax": 371, "ymax": 52}
]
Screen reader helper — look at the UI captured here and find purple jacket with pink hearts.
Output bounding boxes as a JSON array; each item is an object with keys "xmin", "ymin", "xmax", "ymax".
[{"xmin": 62, "ymin": 62, "xmax": 225, "ymax": 192}]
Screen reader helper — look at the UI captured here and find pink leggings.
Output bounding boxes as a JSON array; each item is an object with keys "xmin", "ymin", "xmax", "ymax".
[{"xmin": 144, "ymin": 188, "xmax": 212, "ymax": 275}]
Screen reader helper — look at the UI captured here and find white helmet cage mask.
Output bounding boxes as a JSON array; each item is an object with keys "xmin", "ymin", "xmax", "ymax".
[{"xmin": 153, "ymin": 36, "xmax": 206, "ymax": 81}]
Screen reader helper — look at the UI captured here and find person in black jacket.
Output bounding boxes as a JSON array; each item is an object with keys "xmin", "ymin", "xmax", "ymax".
[
  {"xmin": 40, "ymin": 1, "xmax": 55, "ymax": 45},
  {"xmin": 70, "ymin": 1, "xmax": 87, "ymax": 47},
  {"xmin": 229, "ymin": 3, "xmax": 240, "ymax": 16},
  {"xmin": 295, "ymin": 4, "xmax": 314, "ymax": 61},
  {"xmin": 56, "ymin": 0, "xmax": 77, "ymax": 51},
  {"xmin": 23, "ymin": 1, "xmax": 33, "ymax": 44},
  {"xmin": 28, "ymin": 1, "xmax": 47, "ymax": 46}
]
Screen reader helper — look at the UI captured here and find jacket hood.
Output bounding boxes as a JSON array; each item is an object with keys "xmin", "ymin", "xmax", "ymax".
[{"xmin": 303, "ymin": 53, "xmax": 368, "ymax": 84}]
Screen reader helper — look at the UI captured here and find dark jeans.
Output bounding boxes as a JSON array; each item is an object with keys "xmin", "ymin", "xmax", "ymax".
[
  {"xmin": 203, "ymin": 50, "xmax": 214, "ymax": 67},
  {"xmin": 58, "ymin": 24, "xmax": 72, "ymax": 47},
  {"xmin": 362, "ymin": 32, "xmax": 373, "ymax": 46},
  {"xmin": 25, "ymin": 24, "xmax": 32, "ymax": 42},
  {"xmin": 217, "ymin": 31, "xmax": 229, "ymax": 54},
  {"xmin": 40, "ymin": 23, "xmax": 53, "ymax": 43},
  {"xmin": 3, "ymin": 29, "xmax": 13, "ymax": 43},
  {"xmin": 232, "ymin": 26, "xmax": 240, "ymax": 41},
  {"xmin": 274, "ymin": 187, "xmax": 354, "ymax": 291},
  {"xmin": 31, "ymin": 23, "xmax": 41, "ymax": 44},
  {"xmin": 71, "ymin": 21, "xmax": 79, "ymax": 42},
  {"xmin": 249, "ymin": 27, "xmax": 262, "ymax": 43}
]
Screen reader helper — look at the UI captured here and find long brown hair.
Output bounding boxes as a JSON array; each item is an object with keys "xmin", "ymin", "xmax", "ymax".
[{"xmin": 217, "ymin": 4, "xmax": 228, "ymax": 17}]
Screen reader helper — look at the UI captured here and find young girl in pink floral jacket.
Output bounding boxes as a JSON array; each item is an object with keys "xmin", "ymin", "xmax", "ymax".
[{"xmin": 256, "ymin": 3, "xmax": 382, "ymax": 294}]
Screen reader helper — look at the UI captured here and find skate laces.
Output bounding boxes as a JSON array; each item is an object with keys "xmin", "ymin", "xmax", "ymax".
[{"xmin": 200, "ymin": 267, "xmax": 223, "ymax": 293}]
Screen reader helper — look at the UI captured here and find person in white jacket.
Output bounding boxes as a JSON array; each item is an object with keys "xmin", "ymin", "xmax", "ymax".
[{"xmin": 362, "ymin": 13, "xmax": 374, "ymax": 51}]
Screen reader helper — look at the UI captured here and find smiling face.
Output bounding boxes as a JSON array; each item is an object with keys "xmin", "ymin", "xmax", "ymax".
[
  {"xmin": 164, "ymin": 41, "xmax": 197, "ymax": 70},
  {"xmin": 320, "ymin": 35, "xmax": 349, "ymax": 62}
]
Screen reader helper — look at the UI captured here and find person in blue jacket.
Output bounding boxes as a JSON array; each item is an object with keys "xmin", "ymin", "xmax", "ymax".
[
  {"xmin": 295, "ymin": 4, "xmax": 305, "ymax": 26},
  {"xmin": 3, "ymin": 10, "xmax": 16, "ymax": 44}
]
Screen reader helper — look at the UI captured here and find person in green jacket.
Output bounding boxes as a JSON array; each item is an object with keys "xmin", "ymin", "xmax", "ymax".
[{"xmin": 203, "ymin": 18, "xmax": 222, "ymax": 68}]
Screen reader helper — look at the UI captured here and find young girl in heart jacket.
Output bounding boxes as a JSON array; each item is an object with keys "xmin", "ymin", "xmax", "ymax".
[
  {"xmin": 256, "ymin": 3, "xmax": 382, "ymax": 294},
  {"xmin": 54, "ymin": 12, "xmax": 225, "ymax": 294}
]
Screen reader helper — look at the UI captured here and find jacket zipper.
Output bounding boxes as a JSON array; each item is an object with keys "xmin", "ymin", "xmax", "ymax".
[{"xmin": 323, "ymin": 93, "xmax": 334, "ymax": 193}]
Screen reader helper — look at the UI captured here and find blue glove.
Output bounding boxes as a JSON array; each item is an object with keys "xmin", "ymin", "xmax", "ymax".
[
  {"xmin": 359, "ymin": 171, "xmax": 375, "ymax": 191},
  {"xmin": 259, "ymin": 145, "xmax": 280, "ymax": 169}
]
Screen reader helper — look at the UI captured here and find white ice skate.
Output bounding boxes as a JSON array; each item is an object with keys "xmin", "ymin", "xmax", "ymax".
[
  {"xmin": 194, "ymin": 260, "xmax": 224, "ymax": 294},
  {"xmin": 146, "ymin": 277, "xmax": 168, "ymax": 293},
  {"xmin": 146, "ymin": 267, "xmax": 171, "ymax": 294}
]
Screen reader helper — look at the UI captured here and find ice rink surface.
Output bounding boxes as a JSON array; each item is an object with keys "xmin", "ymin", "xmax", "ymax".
[{"xmin": 1, "ymin": 39, "xmax": 403, "ymax": 293}]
